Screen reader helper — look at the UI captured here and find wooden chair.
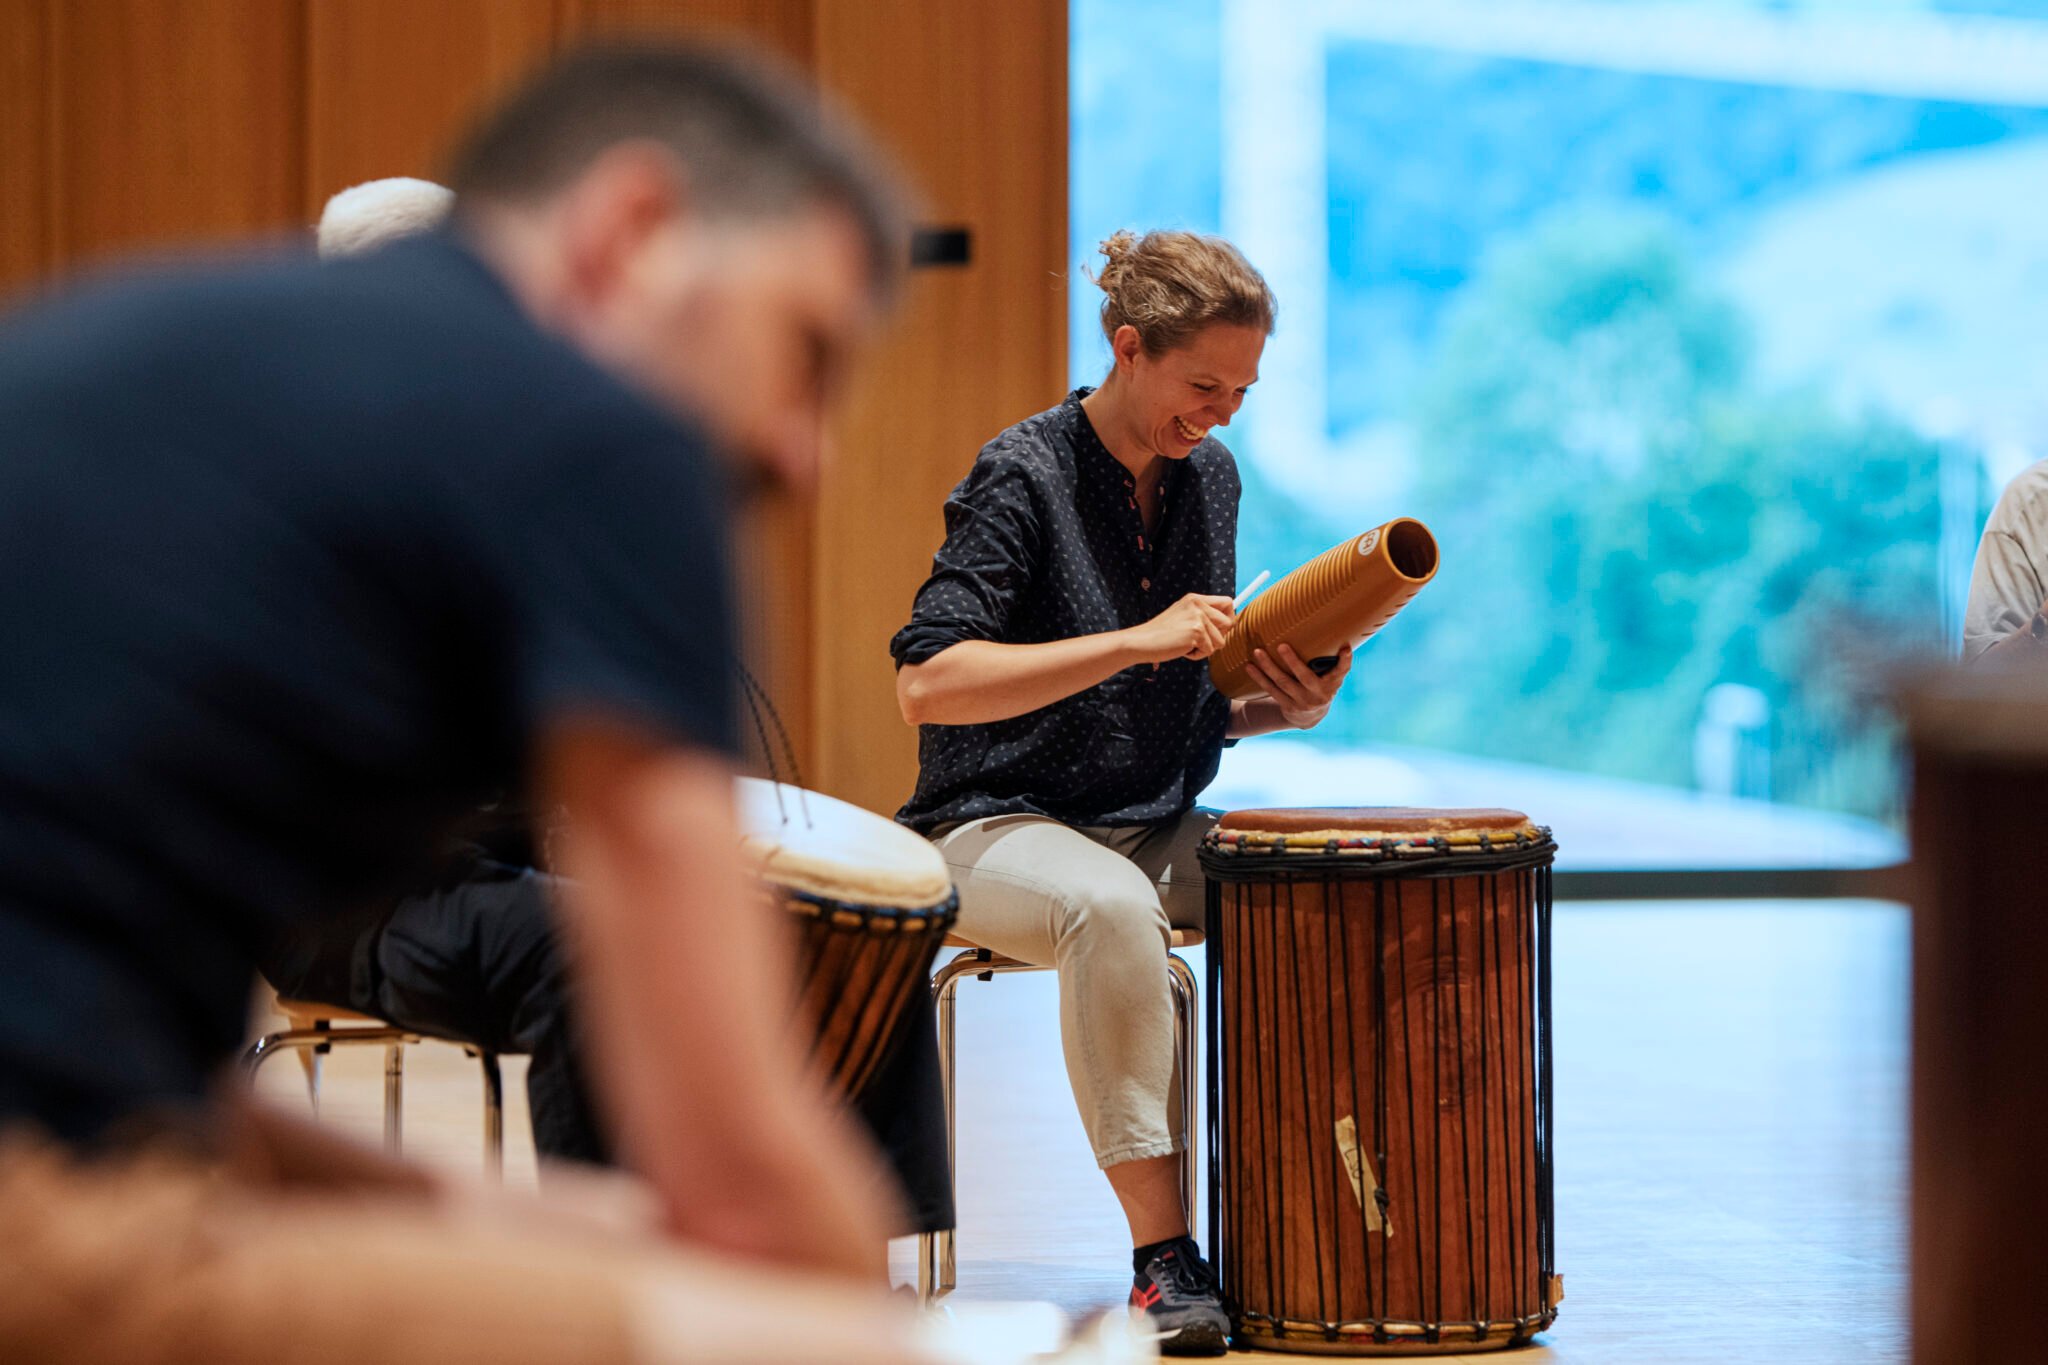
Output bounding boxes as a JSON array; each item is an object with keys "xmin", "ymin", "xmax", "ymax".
[
  {"xmin": 241, "ymin": 996, "xmax": 507, "ymax": 1177},
  {"xmin": 917, "ymin": 928, "xmax": 1202, "ymax": 1302}
]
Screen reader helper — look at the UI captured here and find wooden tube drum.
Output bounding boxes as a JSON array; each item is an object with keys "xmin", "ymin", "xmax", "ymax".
[
  {"xmin": 1200, "ymin": 808, "xmax": 1559, "ymax": 1354},
  {"xmin": 1209, "ymin": 519, "xmax": 1439, "ymax": 701},
  {"xmin": 736, "ymin": 778, "xmax": 958, "ymax": 1096}
]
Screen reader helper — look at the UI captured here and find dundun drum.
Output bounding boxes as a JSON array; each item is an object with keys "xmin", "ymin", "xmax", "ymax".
[
  {"xmin": 736, "ymin": 778, "xmax": 958, "ymax": 1096},
  {"xmin": 1200, "ymin": 808, "xmax": 1559, "ymax": 1353}
]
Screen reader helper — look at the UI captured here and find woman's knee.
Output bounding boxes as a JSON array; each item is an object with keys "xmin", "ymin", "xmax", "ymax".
[{"xmin": 1053, "ymin": 877, "xmax": 1170, "ymax": 966}]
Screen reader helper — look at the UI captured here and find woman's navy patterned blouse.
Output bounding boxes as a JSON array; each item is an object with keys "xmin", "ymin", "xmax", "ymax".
[{"xmin": 890, "ymin": 389, "xmax": 1238, "ymax": 833}]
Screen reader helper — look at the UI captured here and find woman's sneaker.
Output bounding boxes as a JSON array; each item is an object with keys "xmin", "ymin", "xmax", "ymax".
[{"xmin": 1129, "ymin": 1238, "xmax": 1229, "ymax": 1356}]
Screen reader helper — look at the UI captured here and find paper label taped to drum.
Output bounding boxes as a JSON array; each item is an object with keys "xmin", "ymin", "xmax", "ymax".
[{"xmin": 1335, "ymin": 1115, "xmax": 1391, "ymax": 1235}]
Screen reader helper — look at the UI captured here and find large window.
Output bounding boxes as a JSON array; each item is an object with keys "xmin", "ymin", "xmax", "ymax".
[{"xmin": 1074, "ymin": 0, "xmax": 2048, "ymax": 869}]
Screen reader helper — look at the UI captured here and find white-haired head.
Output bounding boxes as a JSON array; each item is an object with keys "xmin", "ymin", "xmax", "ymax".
[{"xmin": 316, "ymin": 177, "xmax": 455, "ymax": 260}]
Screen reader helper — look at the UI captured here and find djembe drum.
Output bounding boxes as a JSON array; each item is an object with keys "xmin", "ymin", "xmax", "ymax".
[
  {"xmin": 736, "ymin": 778, "xmax": 958, "ymax": 1096},
  {"xmin": 1200, "ymin": 808, "xmax": 1559, "ymax": 1353}
]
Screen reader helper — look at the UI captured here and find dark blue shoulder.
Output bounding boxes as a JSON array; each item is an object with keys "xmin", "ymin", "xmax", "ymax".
[
  {"xmin": 964, "ymin": 400, "xmax": 1081, "ymax": 488},
  {"xmin": 1189, "ymin": 436, "xmax": 1241, "ymax": 495}
]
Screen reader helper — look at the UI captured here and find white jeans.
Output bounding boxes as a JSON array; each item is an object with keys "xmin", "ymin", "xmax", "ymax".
[{"xmin": 930, "ymin": 808, "xmax": 1216, "ymax": 1169}]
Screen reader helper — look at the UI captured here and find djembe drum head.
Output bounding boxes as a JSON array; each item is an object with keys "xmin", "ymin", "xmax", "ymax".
[{"xmin": 1201, "ymin": 807, "xmax": 1559, "ymax": 1354}]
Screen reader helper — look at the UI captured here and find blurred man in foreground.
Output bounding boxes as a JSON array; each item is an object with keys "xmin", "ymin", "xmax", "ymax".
[
  {"xmin": 260, "ymin": 173, "xmax": 955, "ymax": 1237},
  {"xmin": 0, "ymin": 44, "xmax": 933, "ymax": 1363}
]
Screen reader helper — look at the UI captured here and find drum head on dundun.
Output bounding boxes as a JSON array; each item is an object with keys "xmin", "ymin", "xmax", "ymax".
[{"xmin": 1210, "ymin": 807, "xmax": 1544, "ymax": 859}]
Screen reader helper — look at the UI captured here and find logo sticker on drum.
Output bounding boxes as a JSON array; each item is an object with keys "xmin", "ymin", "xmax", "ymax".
[{"xmin": 1355, "ymin": 529, "xmax": 1381, "ymax": 558}]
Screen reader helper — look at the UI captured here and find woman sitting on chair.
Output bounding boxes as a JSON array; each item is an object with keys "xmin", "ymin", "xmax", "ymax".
[{"xmin": 890, "ymin": 229, "xmax": 1353, "ymax": 1354}]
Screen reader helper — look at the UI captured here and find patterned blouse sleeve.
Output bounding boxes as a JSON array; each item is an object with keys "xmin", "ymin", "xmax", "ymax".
[{"xmin": 890, "ymin": 452, "xmax": 1042, "ymax": 668}]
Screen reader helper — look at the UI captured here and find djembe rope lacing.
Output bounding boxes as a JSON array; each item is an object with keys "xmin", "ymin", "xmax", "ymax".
[{"xmin": 735, "ymin": 661, "xmax": 813, "ymax": 831}]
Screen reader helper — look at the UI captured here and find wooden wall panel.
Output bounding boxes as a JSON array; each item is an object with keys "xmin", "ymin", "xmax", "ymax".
[
  {"xmin": 557, "ymin": 0, "xmax": 811, "ymax": 65},
  {"xmin": 48, "ymin": 0, "xmax": 305, "ymax": 268},
  {"xmin": 811, "ymin": 0, "xmax": 1069, "ymax": 813},
  {"xmin": 555, "ymin": 0, "xmax": 819, "ymax": 782},
  {"xmin": 0, "ymin": 0, "xmax": 51, "ymax": 299},
  {"xmin": 305, "ymin": 0, "xmax": 559, "ymax": 217}
]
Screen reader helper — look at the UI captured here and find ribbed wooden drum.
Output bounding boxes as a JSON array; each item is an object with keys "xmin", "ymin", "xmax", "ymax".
[
  {"xmin": 1200, "ymin": 808, "xmax": 1559, "ymax": 1353},
  {"xmin": 1207, "ymin": 519, "xmax": 1438, "ymax": 701}
]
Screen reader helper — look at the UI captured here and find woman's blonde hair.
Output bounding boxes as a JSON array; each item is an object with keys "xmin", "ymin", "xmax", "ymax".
[{"xmin": 1087, "ymin": 229, "xmax": 1276, "ymax": 356}]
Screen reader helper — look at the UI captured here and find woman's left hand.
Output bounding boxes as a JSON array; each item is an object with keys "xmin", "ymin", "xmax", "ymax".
[{"xmin": 1244, "ymin": 643, "xmax": 1353, "ymax": 729}]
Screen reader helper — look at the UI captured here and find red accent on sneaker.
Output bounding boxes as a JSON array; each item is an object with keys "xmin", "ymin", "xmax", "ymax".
[{"xmin": 1132, "ymin": 1284, "xmax": 1163, "ymax": 1309}]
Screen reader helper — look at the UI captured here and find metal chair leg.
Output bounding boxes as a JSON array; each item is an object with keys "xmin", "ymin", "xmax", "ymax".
[
  {"xmin": 297, "ymin": 1044, "xmax": 324, "ymax": 1113},
  {"xmin": 1167, "ymin": 952, "xmax": 1199, "ymax": 1234},
  {"xmin": 921, "ymin": 947, "xmax": 985, "ymax": 1301},
  {"xmin": 382, "ymin": 1043, "xmax": 405, "ymax": 1156}
]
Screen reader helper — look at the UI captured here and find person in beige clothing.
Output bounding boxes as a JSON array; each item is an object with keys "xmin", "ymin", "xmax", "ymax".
[{"xmin": 1964, "ymin": 457, "xmax": 2048, "ymax": 667}]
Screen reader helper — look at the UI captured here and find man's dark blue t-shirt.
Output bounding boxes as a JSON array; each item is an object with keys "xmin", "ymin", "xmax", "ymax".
[{"xmin": 0, "ymin": 234, "xmax": 737, "ymax": 1141}]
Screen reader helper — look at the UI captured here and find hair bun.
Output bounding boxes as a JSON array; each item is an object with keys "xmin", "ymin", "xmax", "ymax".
[
  {"xmin": 1093, "ymin": 229, "xmax": 1137, "ymax": 289},
  {"xmin": 1086, "ymin": 228, "xmax": 1275, "ymax": 357}
]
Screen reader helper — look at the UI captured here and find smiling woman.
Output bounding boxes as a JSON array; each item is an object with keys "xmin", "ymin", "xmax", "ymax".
[{"xmin": 886, "ymin": 229, "xmax": 1362, "ymax": 1352}]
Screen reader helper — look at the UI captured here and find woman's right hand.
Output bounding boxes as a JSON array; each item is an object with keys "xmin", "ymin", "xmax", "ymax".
[{"xmin": 1124, "ymin": 593, "xmax": 1237, "ymax": 663}]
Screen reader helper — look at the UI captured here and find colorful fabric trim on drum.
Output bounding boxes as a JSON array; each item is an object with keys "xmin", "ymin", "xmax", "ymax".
[{"xmin": 1203, "ymin": 826, "xmax": 1553, "ymax": 860}]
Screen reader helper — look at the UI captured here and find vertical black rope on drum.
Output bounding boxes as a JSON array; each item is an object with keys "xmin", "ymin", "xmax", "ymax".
[
  {"xmin": 1220, "ymin": 881, "xmax": 1236, "ymax": 1305},
  {"xmin": 1205, "ymin": 878, "xmax": 1222, "ymax": 1271},
  {"xmin": 1373, "ymin": 876, "xmax": 1391, "ymax": 1344},
  {"xmin": 1477, "ymin": 870, "xmax": 1496, "ymax": 1323},
  {"xmin": 1322, "ymin": 871, "xmax": 1349, "ymax": 1333},
  {"xmin": 1284, "ymin": 875, "xmax": 1332, "ymax": 1332},
  {"xmin": 1228, "ymin": 880, "xmax": 1246, "ymax": 1315},
  {"xmin": 1236, "ymin": 875, "xmax": 1269, "ymax": 1326},
  {"xmin": 1487, "ymin": 870, "xmax": 1518, "ymax": 1320},
  {"xmin": 1239, "ymin": 879, "xmax": 1258, "ymax": 1319},
  {"xmin": 1334, "ymin": 868, "xmax": 1375, "ymax": 1329},
  {"xmin": 1450, "ymin": 875, "xmax": 1479, "ymax": 1334},
  {"xmin": 1223, "ymin": 882, "xmax": 1240, "ymax": 1311},
  {"xmin": 1237, "ymin": 880, "xmax": 1257, "ymax": 1323},
  {"xmin": 1537, "ymin": 863, "xmax": 1556, "ymax": 1293},
  {"xmin": 1279, "ymin": 878, "xmax": 1319, "ymax": 1328},
  {"xmin": 1431, "ymin": 879, "xmax": 1450, "ymax": 1335},
  {"xmin": 1259, "ymin": 872, "xmax": 1285, "ymax": 1323},
  {"xmin": 1512, "ymin": 869, "xmax": 1535, "ymax": 1313},
  {"xmin": 1394, "ymin": 881, "xmax": 1426, "ymax": 1337}
]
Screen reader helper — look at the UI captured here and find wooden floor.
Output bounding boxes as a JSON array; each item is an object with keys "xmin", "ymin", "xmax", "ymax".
[{"xmin": 253, "ymin": 899, "xmax": 1908, "ymax": 1363}]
